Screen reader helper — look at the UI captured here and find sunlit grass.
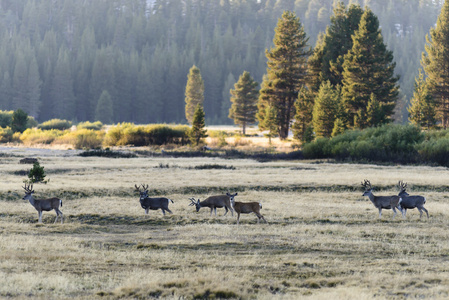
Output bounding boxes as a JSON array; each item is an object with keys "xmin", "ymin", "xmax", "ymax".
[{"xmin": 0, "ymin": 147, "xmax": 448, "ymax": 299}]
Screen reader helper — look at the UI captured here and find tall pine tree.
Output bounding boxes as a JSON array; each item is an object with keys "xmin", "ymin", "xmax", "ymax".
[
  {"xmin": 185, "ymin": 65, "xmax": 205, "ymax": 125},
  {"xmin": 341, "ymin": 8, "xmax": 399, "ymax": 129},
  {"xmin": 421, "ymin": 0, "xmax": 449, "ymax": 128},
  {"xmin": 228, "ymin": 71, "xmax": 259, "ymax": 135},
  {"xmin": 258, "ymin": 11, "xmax": 311, "ymax": 140},
  {"xmin": 312, "ymin": 81, "xmax": 340, "ymax": 138},
  {"xmin": 408, "ymin": 70, "xmax": 436, "ymax": 129}
]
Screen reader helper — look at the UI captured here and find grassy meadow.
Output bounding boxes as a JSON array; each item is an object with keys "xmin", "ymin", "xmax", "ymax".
[{"xmin": 1, "ymin": 146, "xmax": 449, "ymax": 299}]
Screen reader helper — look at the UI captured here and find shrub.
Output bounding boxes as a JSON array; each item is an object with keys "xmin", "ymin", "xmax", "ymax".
[
  {"xmin": 417, "ymin": 138, "xmax": 449, "ymax": 167},
  {"xmin": 38, "ymin": 119, "xmax": 72, "ymax": 130},
  {"xmin": 54, "ymin": 129, "xmax": 104, "ymax": 149},
  {"xmin": 302, "ymin": 137, "xmax": 331, "ymax": 159},
  {"xmin": 19, "ymin": 128, "xmax": 64, "ymax": 145},
  {"xmin": 27, "ymin": 161, "xmax": 47, "ymax": 183},
  {"xmin": 103, "ymin": 123, "xmax": 190, "ymax": 146},
  {"xmin": 77, "ymin": 121, "xmax": 103, "ymax": 131},
  {"xmin": 303, "ymin": 124, "xmax": 423, "ymax": 164},
  {"xmin": 0, "ymin": 127, "xmax": 13, "ymax": 143}
]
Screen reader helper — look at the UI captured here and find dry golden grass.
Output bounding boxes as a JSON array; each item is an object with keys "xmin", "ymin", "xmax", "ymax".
[{"xmin": 0, "ymin": 146, "xmax": 449, "ymax": 299}]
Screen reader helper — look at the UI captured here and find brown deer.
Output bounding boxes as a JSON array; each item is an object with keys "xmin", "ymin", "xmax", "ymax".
[
  {"xmin": 135, "ymin": 184, "xmax": 174, "ymax": 215},
  {"xmin": 397, "ymin": 181, "xmax": 429, "ymax": 219},
  {"xmin": 230, "ymin": 197, "xmax": 267, "ymax": 225},
  {"xmin": 361, "ymin": 179, "xmax": 402, "ymax": 219},
  {"xmin": 189, "ymin": 192, "xmax": 236, "ymax": 216},
  {"xmin": 22, "ymin": 183, "xmax": 63, "ymax": 224}
]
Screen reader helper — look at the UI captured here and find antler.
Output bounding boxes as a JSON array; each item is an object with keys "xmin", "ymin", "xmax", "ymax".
[
  {"xmin": 361, "ymin": 179, "xmax": 371, "ymax": 190},
  {"xmin": 189, "ymin": 198, "xmax": 198, "ymax": 206},
  {"xmin": 135, "ymin": 184, "xmax": 149, "ymax": 192},
  {"xmin": 22, "ymin": 183, "xmax": 34, "ymax": 193},
  {"xmin": 398, "ymin": 180, "xmax": 407, "ymax": 191}
]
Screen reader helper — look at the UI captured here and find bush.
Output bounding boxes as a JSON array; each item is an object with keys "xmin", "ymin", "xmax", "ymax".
[
  {"xmin": 54, "ymin": 129, "xmax": 105, "ymax": 149},
  {"xmin": 417, "ymin": 138, "xmax": 449, "ymax": 167},
  {"xmin": 103, "ymin": 123, "xmax": 190, "ymax": 146},
  {"xmin": 38, "ymin": 119, "xmax": 72, "ymax": 130},
  {"xmin": 303, "ymin": 124, "xmax": 424, "ymax": 164},
  {"xmin": 302, "ymin": 137, "xmax": 331, "ymax": 159},
  {"xmin": 0, "ymin": 127, "xmax": 13, "ymax": 143},
  {"xmin": 19, "ymin": 128, "xmax": 64, "ymax": 145},
  {"xmin": 77, "ymin": 121, "xmax": 103, "ymax": 131}
]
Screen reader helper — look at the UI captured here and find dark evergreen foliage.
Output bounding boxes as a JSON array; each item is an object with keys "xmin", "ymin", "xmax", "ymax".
[
  {"xmin": 0, "ymin": 0, "xmax": 443, "ymax": 125},
  {"xmin": 11, "ymin": 109, "xmax": 29, "ymax": 133},
  {"xmin": 229, "ymin": 71, "xmax": 259, "ymax": 134}
]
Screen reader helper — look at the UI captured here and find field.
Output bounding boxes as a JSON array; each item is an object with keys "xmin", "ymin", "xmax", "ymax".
[{"xmin": 1, "ymin": 146, "xmax": 449, "ymax": 299}]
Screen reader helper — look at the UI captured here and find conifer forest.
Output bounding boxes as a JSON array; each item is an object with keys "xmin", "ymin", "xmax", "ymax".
[{"xmin": 0, "ymin": 0, "xmax": 443, "ymax": 125}]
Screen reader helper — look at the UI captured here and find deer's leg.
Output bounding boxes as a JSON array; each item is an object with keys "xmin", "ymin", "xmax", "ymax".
[
  {"xmin": 255, "ymin": 212, "xmax": 267, "ymax": 224},
  {"xmin": 223, "ymin": 206, "xmax": 228, "ymax": 216},
  {"xmin": 165, "ymin": 208, "xmax": 173, "ymax": 214},
  {"xmin": 237, "ymin": 213, "xmax": 240, "ymax": 225},
  {"xmin": 145, "ymin": 208, "xmax": 149, "ymax": 215},
  {"xmin": 214, "ymin": 207, "xmax": 217, "ymax": 216},
  {"xmin": 59, "ymin": 210, "xmax": 64, "ymax": 224},
  {"xmin": 161, "ymin": 209, "xmax": 166, "ymax": 215},
  {"xmin": 229, "ymin": 206, "xmax": 233, "ymax": 216},
  {"xmin": 392, "ymin": 207, "xmax": 397, "ymax": 220},
  {"xmin": 378, "ymin": 208, "xmax": 382, "ymax": 219},
  {"xmin": 38, "ymin": 211, "xmax": 43, "ymax": 223},
  {"xmin": 422, "ymin": 207, "xmax": 429, "ymax": 218}
]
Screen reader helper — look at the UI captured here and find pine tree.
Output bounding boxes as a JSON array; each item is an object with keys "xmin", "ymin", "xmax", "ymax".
[
  {"xmin": 185, "ymin": 65, "xmax": 205, "ymax": 125},
  {"xmin": 341, "ymin": 8, "xmax": 399, "ymax": 129},
  {"xmin": 95, "ymin": 90, "xmax": 113, "ymax": 124},
  {"xmin": 408, "ymin": 71, "xmax": 436, "ymax": 129},
  {"xmin": 292, "ymin": 87, "xmax": 314, "ymax": 143},
  {"xmin": 421, "ymin": 0, "xmax": 449, "ymax": 128},
  {"xmin": 228, "ymin": 71, "xmax": 259, "ymax": 135},
  {"xmin": 259, "ymin": 11, "xmax": 311, "ymax": 140},
  {"xmin": 260, "ymin": 105, "xmax": 278, "ymax": 145},
  {"xmin": 189, "ymin": 104, "xmax": 207, "ymax": 146},
  {"xmin": 307, "ymin": 3, "xmax": 364, "ymax": 92},
  {"xmin": 312, "ymin": 81, "xmax": 340, "ymax": 138},
  {"xmin": 366, "ymin": 93, "xmax": 383, "ymax": 127},
  {"xmin": 11, "ymin": 109, "xmax": 29, "ymax": 133}
]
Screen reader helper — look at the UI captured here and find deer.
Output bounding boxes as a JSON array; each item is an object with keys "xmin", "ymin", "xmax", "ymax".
[
  {"xmin": 397, "ymin": 181, "xmax": 429, "ymax": 219},
  {"xmin": 230, "ymin": 197, "xmax": 267, "ymax": 225},
  {"xmin": 361, "ymin": 179, "xmax": 402, "ymax": 219},
  {"xmin": 135, "ymin": 184, "xmax": 174, "ymax": 215},
  {"xmin": 22, "ymin": 183, "xmax": 63, "ymax": 224},
  {"xmin": 188, "ymin": 192, "xmax": 237, "ymax": 216}
]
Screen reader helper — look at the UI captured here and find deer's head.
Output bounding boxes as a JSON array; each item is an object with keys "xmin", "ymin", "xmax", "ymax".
[
  {"xmin": 398, "ymin": 181, "xmax": 409, "ymax": 197},
  {"xmin": 189, "ymin": 198, "xmax": 201, "ymax": 212},
  {"xmin": 22, "ymin": 183, "xmax": 34, "ymax": 200},
  {"xmin": 226, "ymin": 192, "xmax": 238, "ymax": 204},
  {"xmin": 361, "ymin": 179, "xmax": 372, "ymax": 196},
  {"xmin": 135, "ymin": 184, "xmax": 149, "ymax": 200}
]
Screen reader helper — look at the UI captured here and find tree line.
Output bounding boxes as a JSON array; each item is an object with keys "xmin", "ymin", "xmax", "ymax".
[{"xmin": 0, "ymin": 0, "xmax": 444, "ymax": 125}]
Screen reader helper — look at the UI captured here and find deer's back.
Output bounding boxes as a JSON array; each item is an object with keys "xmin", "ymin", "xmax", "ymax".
[
  {"xmin": 400, "ymin": 195, "xmax": 426, "ymax": 208},
  {"xmin": 203, "ymin": 195, "xmax": 230, "ymax": 207},
  {"xmin": 234, "ymin": 201, "xmax": 259, "ymax": 213},
  {"xmin": 141, "ymin": 197, "xmax": 169, "ymax": 209},
  {"xmin": 35, "ymin": 197, "xmax": 61, "ymax": 210},
  {"xmin": 373, "ymin": 195, "xmax": 400, "ymax": 208}
]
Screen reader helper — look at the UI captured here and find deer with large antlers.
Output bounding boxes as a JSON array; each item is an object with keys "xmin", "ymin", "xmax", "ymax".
[
  {"xmin": 22, "ymin": 183, "xmax": 63, "ymax": 224},
  {"xmin": 189, "ymin": 192, "xmax": 236, "ymax": 216},
  {"xmin": 361, "ymin": 179, "xmax": 402, "ymax": 219},
  {"xmin": 135, "ymin": 184, "xmax": 174, "ymax": 215},
  {"xmin": 397, "ymin": 181, "xmax": 429, "ymax": 219}
]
